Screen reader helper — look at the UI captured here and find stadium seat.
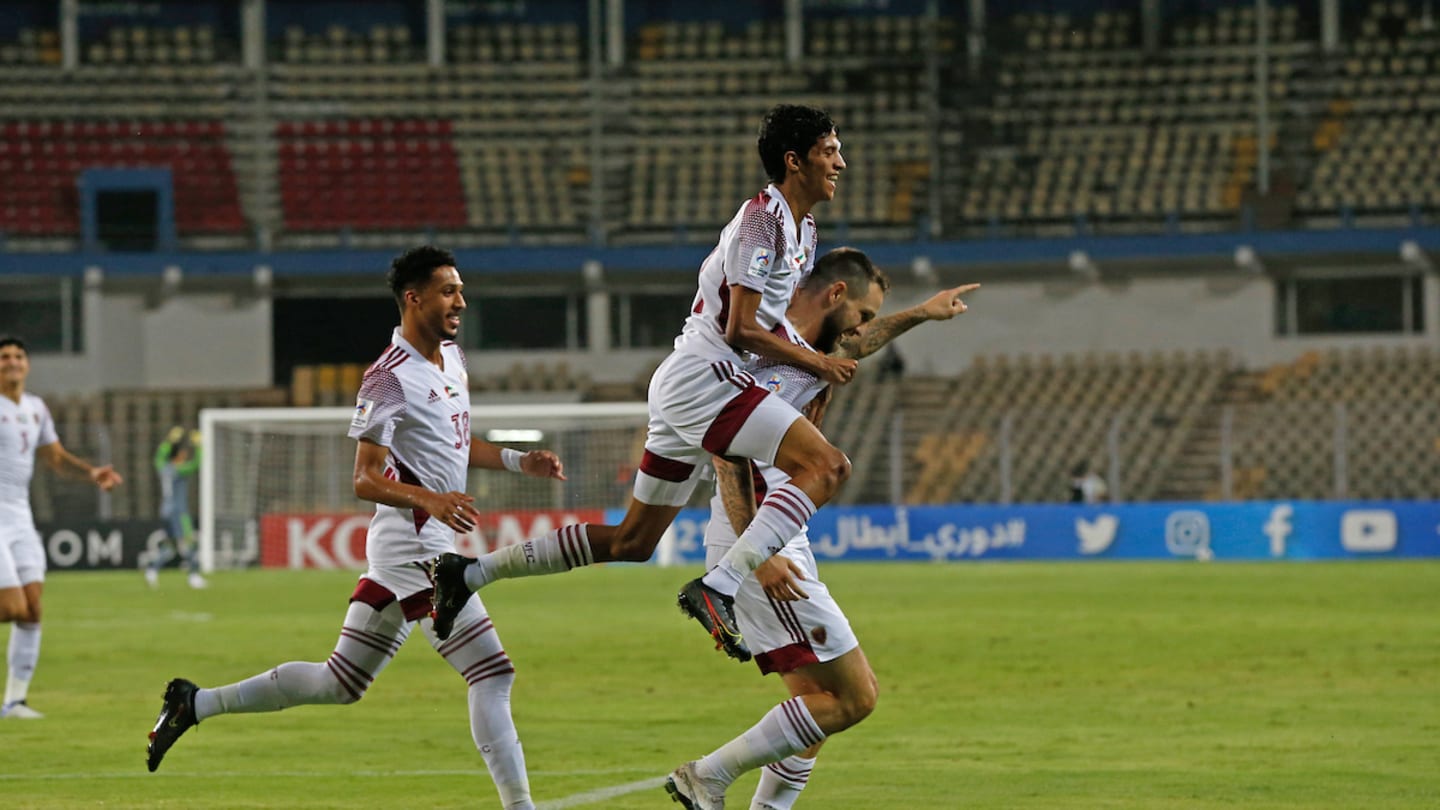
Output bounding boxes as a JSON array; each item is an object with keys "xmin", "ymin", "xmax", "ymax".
[{"xmin": 0, "ymin": 117, "xmax": 244, "ymax": 237}]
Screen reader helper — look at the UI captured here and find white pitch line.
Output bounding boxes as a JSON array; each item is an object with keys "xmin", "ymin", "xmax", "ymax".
[
  {"xmin": 1, "ymin": 768, "xmax": 670, "ymax": 808},
  {"xmin": 536, "ymin": 775, "xmax": 668, "ymax": 809},
  {"xmin": 0, "ymin": 767, "xmax": 655, "ymax": 782}
]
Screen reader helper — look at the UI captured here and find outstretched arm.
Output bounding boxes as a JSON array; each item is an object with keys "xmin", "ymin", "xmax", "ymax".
[
  {"xmin": 468, "ymin": 441, "xmax": 566, "ymax": 480},
  {"xmin": 38, "ymin": 442, "xmax": 123, "ymax": 490},
  {"xmin": 837, "ymin": 283, "xmax": 981, "ymax": 360}
]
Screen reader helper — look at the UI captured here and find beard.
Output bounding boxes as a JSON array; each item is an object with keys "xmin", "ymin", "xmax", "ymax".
[{"xmin": 813, "ymin": 312, "xmax": 845, "ymax": 354}]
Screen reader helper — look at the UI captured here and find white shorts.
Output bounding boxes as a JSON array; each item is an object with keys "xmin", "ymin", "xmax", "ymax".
[
  {"xmin": 635, "ymin": 350, "xmax": 803, "ymax": 507},
  {"xmin": 706, "ymin": 538, "xmax": 858, "ymax": 676},
  {"xmin": 0, "ymin": 518, "xmax": 45, "ymax": 590},
  {"xmin": 350, "ymin": 560, "xmax": 491, "ymax": 626}
]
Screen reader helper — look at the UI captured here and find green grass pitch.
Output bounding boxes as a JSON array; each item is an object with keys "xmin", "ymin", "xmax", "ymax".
[{"xmin": 3, "ymin": 561, "xmax": 1437, "ymax": 808}]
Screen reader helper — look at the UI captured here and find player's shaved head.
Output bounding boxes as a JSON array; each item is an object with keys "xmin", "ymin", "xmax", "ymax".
[
  {"xmin": 758, "ymin": 104, "xmax": 837, "ymax": 185},
  {"xmin": 805, "ymin": 247, "xmax": 889, "ymax": 299},
  {"xmin": 388, "ymin": 245, "xmax": 458, "ymax": 309},
  {"xmin": 0, "ymin": 335, "xmax": 27, "ymax": 355}
]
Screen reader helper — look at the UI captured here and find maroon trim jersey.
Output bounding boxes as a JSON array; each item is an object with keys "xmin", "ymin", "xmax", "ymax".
[
  {"xmin": 348, "ymin": 328, "xmax": 471, "ymax": 566},
  {"xmin": 674, "ymin": 184, "xmax": 818, "ymax": 362},
  {"xmin": 705, "ymin": 318, "xmax": 827, "ymax": 552},
  {"xmin": 0, "ymin": 392, "xmax": 57, "ymax": 510}
]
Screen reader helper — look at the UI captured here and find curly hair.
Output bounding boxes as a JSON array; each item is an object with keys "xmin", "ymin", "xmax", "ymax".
[{"xmin": 386, "ymin": 245, "xmax": 457, "ymax": 308}]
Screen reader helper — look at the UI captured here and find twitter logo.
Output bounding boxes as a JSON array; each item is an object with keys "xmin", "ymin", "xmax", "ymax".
[{"xmin": 1076, "ymin": 515, "xmax": 1119, "ymax": 555}]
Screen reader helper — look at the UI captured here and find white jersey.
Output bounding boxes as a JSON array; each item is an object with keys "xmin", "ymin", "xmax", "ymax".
[
  {"xmin": 706, "ymin": 320, "xmax": 828, "ymax": 552},
  {"xmin": 0, "ymin": 392, "xmax": 57, "ymax": 512},
  {"xmin": 674, "ymin": 185, "xmax": 819, "ymax": 362},
  {"xmin": 348, "ymin": 328, "xmax": 471, "ymax": 567}
]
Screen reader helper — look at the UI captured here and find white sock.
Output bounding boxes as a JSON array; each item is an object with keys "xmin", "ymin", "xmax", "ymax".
[
  {"xmin": 435, "ymin": 605, "xmax": 532, "ymax": 810},
  {"xmin": 5, "ymin": 622, "xmax": 40, "ymax": 705},
  {"xmin": 469, "ymin": 673, "xmax": 531, "ymax": 809},
  {"xmin": 693, "ymin": 697, "xmax": 826, "ymax": 790},
  {"xmin": 702, "ymin": 484, "xmax": 815, "ymax": 596},
  {"xmin": 751, "ymin": 754, "xmax": 816, "ymax": 809},
  {"xmin": 465, "ymin": 524, "xmax": 592, "ymax": 590},
  {"xmin": 195, "ymin": 602, "xmax": 408, "ymax": 721}
]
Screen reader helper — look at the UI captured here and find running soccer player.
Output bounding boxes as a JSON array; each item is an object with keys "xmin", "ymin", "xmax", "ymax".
[
  {"xmin": 667, "ymin": 255, "xmax": 979, "ymax": 810},
  {"xmin": 145, "ymin": 247, "xmax": 565, "ymax": 810},
  {"xmin": 0, "ymin": 335, "xmax": 124, "ymax": 720},
  {"xmin": 433, "ymin": 104, "xmax": 870, "ymax": 659}
]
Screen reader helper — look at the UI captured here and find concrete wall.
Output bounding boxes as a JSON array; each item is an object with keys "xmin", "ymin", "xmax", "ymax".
[
  {"xmin": 872, "ymin": 272, "xmax": 1440, "ymax": 375},
  {"xmin": 28, "ymin": 291, "xmax": 272, "ymax": 395},
  {"xmin": 23, "ymin": 273, "xmax": 1438, "ymax": 395}
]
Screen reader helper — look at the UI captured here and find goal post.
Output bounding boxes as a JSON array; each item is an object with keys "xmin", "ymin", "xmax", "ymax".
[{"xmin": 198, "ymin": 402, "xmax": 660, "ymax": 573}]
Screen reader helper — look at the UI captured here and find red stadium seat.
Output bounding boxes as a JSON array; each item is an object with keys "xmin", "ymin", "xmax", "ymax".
[
  {"xmin": 0, "ymin": 118, "xmax": 245, "ymax": 237},
  {"xmin": 275, "ymin": 117, "xmax": 466, "ymax": 232}
]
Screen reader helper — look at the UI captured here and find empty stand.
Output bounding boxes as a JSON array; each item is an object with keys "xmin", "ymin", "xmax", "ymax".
[
  {"xmin": 1295, "ymin": 1, "xmax": 1440, "ymax": 223},
  {"xmin": 84, "ymin": 23, "xmax": 228, "ymax": 65},
  {"xmin": 613, "ymin": 14, "xmax": 952, "ymax": 241},
  {"xmin": 0, "ymin": 119, "xmax": 245, "ymax": 237},
  {"xmin": 448, "ymin": 22, "xmax": 581, "ymax": 63},
  {"xmin": 4, "ymin": 2, "xmax": 1437, "ymax": 244},
  {"xmin": 0, "ymin": 27, "xmax": 60, "ymax": 66},
  {"xmin": 265, "ymin": 60, "xmax": 590, "ymax": 243},
  {"xmin": 832, "ymin": 350, "xmax": 1231, "ymax": 505},
  {"xmin": 275, "ymin": 118, "xmax": 465, "ymax": 232},
  {"xmin": 943, "ymin": 3, "xmax": 1323, "ymax": 236},
  {"xmin": 274, "ymin": 23, "xmax": 416, "ymax": 65},
  {"xmin": 1226, "ymin": 345, "xmax": 1440, "ymax": 500}
]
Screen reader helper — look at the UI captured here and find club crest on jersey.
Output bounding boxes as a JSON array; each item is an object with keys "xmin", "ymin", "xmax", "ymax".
[
  {"xmin": 763, "ymin": 373, "xmax": 785, "ymax": 394},
  {"xmin": 444, "ymin": 384, "xmax": 461, "ymax": 399},
  {"xmin": 747, "ymin": 246, "xmax": 773, "ymax": 278},
  {"xmin": 351, "ymin": 398, "xmax": 375, "ymax": 429}
]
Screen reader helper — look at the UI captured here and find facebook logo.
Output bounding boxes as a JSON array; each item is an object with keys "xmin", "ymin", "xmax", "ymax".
[{"xmin": 1264, "ymin": 504, "xmax": 1293, "ymax": 557}]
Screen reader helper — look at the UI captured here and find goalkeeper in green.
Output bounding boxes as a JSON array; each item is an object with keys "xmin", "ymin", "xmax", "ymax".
[{"xmin": 146, "ymin": 426, "xmax": 205, "ymax": 589}]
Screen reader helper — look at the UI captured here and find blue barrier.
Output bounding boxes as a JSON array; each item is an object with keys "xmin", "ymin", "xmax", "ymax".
[
  {"xmin": 613, "ymin": 500, "xmax": 1440, "ymax": 564},
  {"xmin": 6, "ymin": 225, "xmax": 1440, "ymax": 278}
]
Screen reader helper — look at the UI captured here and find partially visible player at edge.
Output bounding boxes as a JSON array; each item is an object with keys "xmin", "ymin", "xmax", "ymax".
[
  {"xmin": 667, "ymin": 251, "xmax": 979, "ymax": 810},
  {"xmin": 432, "ymin": 104, "xmax": 961, "ymax": 661},
  {"xmin": 145, "ymin": 247, "xmax": 565, "ymax": 810},
  {"xmin": 0, "ymin": 335, "xmax": 124, "ymax": 720}
]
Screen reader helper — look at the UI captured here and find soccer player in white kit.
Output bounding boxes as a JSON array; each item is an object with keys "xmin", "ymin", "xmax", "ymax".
[
  {"xmin": 146, "ymin": 248, "xmax": 565, "ymax": 810},
  {"xmin": 0, "ymin": 336, "xmax": 124, "ymax": 720},
  {"xmin": 433, "ymin": 105, "xmax": 864, "ymax": 659},
  {"xmin": 665, "ymin": 255, "xmax": 980, "ymax": 810}
]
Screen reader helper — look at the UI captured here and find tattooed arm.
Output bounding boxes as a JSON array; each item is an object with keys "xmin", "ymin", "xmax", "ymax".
[
  {"xmin": 715, "ymin": 455, "xmax": 811, "ymax": 601},
  {"xmin": 836, "ymin": 283, "xmax": 981, "ymax": 360},
  {"xmin": 714, "ymin": 456, "xmax": 758, "ymax": 534}
]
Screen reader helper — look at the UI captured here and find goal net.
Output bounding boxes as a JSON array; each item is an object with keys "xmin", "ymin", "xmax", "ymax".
[{"xmin": 198, "ymin": 402, "xmax": 657, "ymax": 572}]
